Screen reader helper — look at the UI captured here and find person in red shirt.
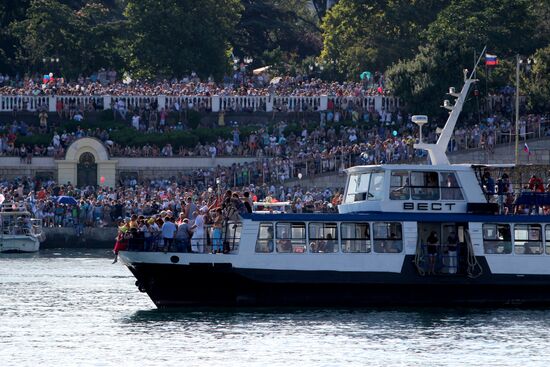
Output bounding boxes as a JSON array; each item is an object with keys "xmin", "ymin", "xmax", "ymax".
[
  {"xmin": 37, "ymin": 188, "xmax": 47, "ymax": 200},
  {"xmin": 528, "ymin": 175, "xmax": 544, "ymax": 193}
]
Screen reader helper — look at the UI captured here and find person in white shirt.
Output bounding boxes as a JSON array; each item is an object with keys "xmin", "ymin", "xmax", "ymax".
[
  {"xmin": 116, "ymin": 99, "xmax": 127, "ymax": 119},
  {"xmin": 208, "ymin": 145, "xmax": 217, "ymax": 159},
  {"xmin": 52, "ymin": 133, "xmax": 60, "ymax": 148},
  {"xmin": 131, "ymin": 113, "xmax": 140, "ymax": 130},
  {"xmin": 161, "ymin": 216, "xmax": 177, "ymax": 252},
  {"xmin": 191, "ymin": 208, "xmax": 206, "ymax": 253}
]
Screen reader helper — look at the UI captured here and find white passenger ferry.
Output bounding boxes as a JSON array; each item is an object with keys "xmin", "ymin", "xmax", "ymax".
[
  {"xmin": 119, "ymin": 64, "xmax": 550, "ymax": 307},
  {"xmin": 0, "ymin": 203, "xmax": 44, "ymax": 253}
]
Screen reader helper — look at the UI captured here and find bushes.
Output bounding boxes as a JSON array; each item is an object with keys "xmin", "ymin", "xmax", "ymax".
[
  {"xmin": 16, "ymin": 134, "xmax": 52, "ymax": 147},
  {"xmin": 109, "ymin": 128, "xmax": 200, "ymax": 150},
  {"xmin": 57, "ymin": 119, "xmax": 127, "ymax": 133},
  {"xmin": 187, "ymin": 110, "xmax": 201, "ymax": 129}
]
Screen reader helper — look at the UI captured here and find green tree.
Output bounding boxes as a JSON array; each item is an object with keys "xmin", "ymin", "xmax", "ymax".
[
  {"xmin": 386, "ymin": 0, "xmax": 538, "ymax": 116},
  {"xmin": 523, "ymin": 46, "xmax": 550, "ymax": 113},
  {"xmin": 233, "ymin": 0, "xmax": 320, "ymax": 71},
  {"xmin": 320, "ymin": 0, "xmax": 449, "ymax": 80},
  {"xmin": 0, "ymin": 0, "xmax": 30, "ymax": 73},
  {"xmin": 10, "ymin": 0, "xmax": 124, "ymax": 78},
  {"xmin": 123, "ymin": 0, "xmax": 242, "ymax": 79}
]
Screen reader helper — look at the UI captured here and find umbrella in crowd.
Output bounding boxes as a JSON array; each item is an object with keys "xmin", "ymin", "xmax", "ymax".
[{"xmin": 55, "ymin": 196, "xmax": 78, "ymax": 205}]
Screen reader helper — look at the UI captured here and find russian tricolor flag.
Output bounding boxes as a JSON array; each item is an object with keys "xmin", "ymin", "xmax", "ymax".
[
  {"xmin": 524, "ymin": 143, "xmax": 531, "ymax": 155},
  {"xmin": 485, "ymin": 53, "xmax": 498, "ymax": 66}
]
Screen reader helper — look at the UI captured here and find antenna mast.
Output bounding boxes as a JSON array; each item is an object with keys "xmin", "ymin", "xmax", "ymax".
[{"xmin": 414, "ymin": 46, "xmax": 486, "ymax": 165}]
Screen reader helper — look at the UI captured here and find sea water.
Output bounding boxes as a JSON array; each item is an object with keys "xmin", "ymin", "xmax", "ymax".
[{"xmin": 1, "ymin": 249, "xmax": 549, "ymax": 367}]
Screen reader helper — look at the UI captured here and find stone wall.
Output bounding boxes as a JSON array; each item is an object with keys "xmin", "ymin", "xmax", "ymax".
[{"xmin": 41, "ymin": 227, "xmax": 117, "ymax": 249}]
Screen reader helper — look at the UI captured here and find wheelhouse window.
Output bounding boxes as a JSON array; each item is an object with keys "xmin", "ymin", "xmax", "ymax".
[
  {"xmin": 255, "ymin": 222, "xmax": 274, "ymax": 253},
  {"xmin": 514, "ymin": 224, "xmax": 543, "ymax": 255},
  {"xmin": 546, "ymin": 225, "xmax": 550, "ymax": 255},
  {"xmin": 389, "ymin": 171, "xmax": 410, "ymax": 200},
  {"xmin": 373, "ymin": 222, "xmax": 403, "ymax": 253},
  {"xmin": 368, "ymin": 171, "xmax": 385, "ymax": 201},
  {"xmin": 440, "ymin": 172, "xmax": 464, "ymax": 200},
  {"xmin": 410, "ymin": 171, "xmax": 439, "ymax": 200},
  {"xmin": 308, "ymin": 223, "xmax": 338, "ymax": 253},
  {"xmin": 482, "ymin": 224, "xmax": 512, "ymax": 254},
  {"xmin": 341, "ymin": 223, "xmax": 370, "ymax": 253},
  {"xmin": 344, "ymin": 171, "xmax": 384, "ymax": 203},
  {"xmin": 344, "ymin": 173, "xmax": 371, "ymax": 203},
  {"xmin": 276, "ymin": 222, "xmax": 306, "ymax": 253}
]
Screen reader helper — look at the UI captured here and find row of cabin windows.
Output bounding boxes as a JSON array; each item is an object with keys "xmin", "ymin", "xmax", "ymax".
[
  {"xmin": 255, "ymin": 222, "xmax": 403, "ymax": 254},
  {"xmin": 344, "ymin": 171, "xmax": 464, "ymax": 203},
  {"xmin": 483, "ymin": 224, "xmax": 550, "ymax": 255}
]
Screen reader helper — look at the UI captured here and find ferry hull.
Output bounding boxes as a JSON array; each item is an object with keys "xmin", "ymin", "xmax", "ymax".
[{"xmin": 127, "ymin": 256, "xmax": 550, "ymax": 308}]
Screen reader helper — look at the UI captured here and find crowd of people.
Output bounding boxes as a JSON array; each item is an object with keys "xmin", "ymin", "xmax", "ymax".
[
  {"xmin": 1, "ymin": 165, "xmax": 549, "ymax": 254},
  {"xmin": 481, "ymin": 170, "xmax": 550, "ymax": 215},
  {"xmin": 0, "ymin": 70, "xmax": 388, "ymax": 98},
  {"xmin": 1, "ymin": 108, "xmax": 549, "ymax": 190},
  {"xmin": 0, "ymin": 178, "xmax": 342, "ymax": 252}
]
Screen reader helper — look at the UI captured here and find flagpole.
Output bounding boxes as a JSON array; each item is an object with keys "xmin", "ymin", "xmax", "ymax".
[
  {"xmin": 485, "ymin": 62, "xmax": 493, "ymax": 117},
  {"xmin": 515, "ymin": 54, "xmax": 520, "ymax": 165}
]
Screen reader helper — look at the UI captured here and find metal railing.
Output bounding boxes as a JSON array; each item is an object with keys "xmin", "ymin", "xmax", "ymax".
[{"xmin": 125, "ymin": 222, "xmax": 242, "ymax": 254}]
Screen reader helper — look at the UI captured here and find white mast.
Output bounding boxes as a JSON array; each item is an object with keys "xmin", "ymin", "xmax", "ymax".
[{"xmin": 414, "ymin": 46, "xmax": 486, "ymax": 165}]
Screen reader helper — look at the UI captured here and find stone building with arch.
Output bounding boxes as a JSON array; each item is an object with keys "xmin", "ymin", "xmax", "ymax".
[{"xmin": 56, "ymin": 137, "xmax": 118, "ymax": 187}]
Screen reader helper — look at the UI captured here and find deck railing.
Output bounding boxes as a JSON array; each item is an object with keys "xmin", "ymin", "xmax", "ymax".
[{"xmin": 125, "ymin": 222, "xmax": 242, "ymax": 254}]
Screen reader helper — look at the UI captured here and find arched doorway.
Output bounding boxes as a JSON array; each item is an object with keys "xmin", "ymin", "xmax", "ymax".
[{"xmin": 77, "ymin": 152, "xmax": 97, "ymax": 187}]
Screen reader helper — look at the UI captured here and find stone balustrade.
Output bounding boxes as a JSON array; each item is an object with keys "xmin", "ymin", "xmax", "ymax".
[{"xmin": 0, "ymin": 94, "xmax": 402, "ymax": 114}]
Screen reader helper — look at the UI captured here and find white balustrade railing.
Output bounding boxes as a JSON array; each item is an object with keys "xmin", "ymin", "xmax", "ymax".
[
  {"xmin": 55, "ymin": 95, "xmax": 105, "ymax": 110},
  {"xmin": 1, "ymin": 95, "xmax": 50, "ymax": 112},
  {"xmin": 0, "ymin": 94, "xmax": 403, "ymax": 114},
  {"xmin": 2, "ymin": 94, "xmax": 534, "ymax": 116}
]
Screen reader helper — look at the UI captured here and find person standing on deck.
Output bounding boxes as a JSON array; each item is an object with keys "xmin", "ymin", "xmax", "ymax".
[
  {"xmin": 426, "ymin": 231, "xmax": 439, "ymax": 274},
  {"xmin": 191, "ymin": 208, "xmax": 206, "ymax": 253},
  {"xmin": 161, "ymin": 216, "xmax": 177, "ymax": 252}
]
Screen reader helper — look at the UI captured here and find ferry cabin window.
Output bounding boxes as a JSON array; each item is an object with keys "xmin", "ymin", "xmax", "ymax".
[
  {"xmin": 341, "ymin": 223, "xmax": 370, "ymax": 253},
  {"xmin": 546, "ymin": 225, "xmax": 550, "ymax": 255},
  {"xmin": 344, "ymin": 173, "xmax": 370, "ymax": 203},
  {"xmin": 225, "ymin": 221, "xmax": 242, "ymax": 252},
  {"xmin": 389, "ymin": 171, "xmax": 410, "ymax": 200},
  {"xmin": 276, "ymin": 222, "xmax": 307, "ymax": 253},
  {"xmin": 514, "ymin": 224, "xmax": 543, "ymax": 255},
  {"xmin": 482, "ymin": 224, "xmax": 512, "ymax": 254},
  {"xmin": 440, "ymin": 172, "xmax": 464, "ymax": 200},
  {"xmin": 373, "ymin": 222, "xmax": 403, "ymax": 253},
  {"xmin": 255, "ymin": 222, "xmax": 274, "ymax": 253},
  {"xmin": 309, "ymin": 223, "xmax": 338, "ymax": 253},
  {"xmin": 410, "ymin": 171, "xmax": 439, "ymax": 200}
]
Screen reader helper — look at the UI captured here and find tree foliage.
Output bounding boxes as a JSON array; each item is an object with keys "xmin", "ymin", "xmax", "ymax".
[
  {"xmin": 523, "ymin": 46, "xmax": 550, "ymax": 113},
  {"xmin": 0, "ymin": 0, "xmax": 30, "ymax": 73},
  {"xmin": 320, "ymin": 0, "xmax": 450, "ymax": 80},
  {"xmin": 123, "ymin": 0, "xmax": 242, "ymax": 79},
  {"xmin": 233, "ymin": 0, "xmax": 320, "ymax": 71},
  {"xmin": 10, "ymin": 0, "xmax": 123, "ymax": 78},
  {"xmin": 385, "ymin": 0, "xmax": 542, "ymax": 115}
]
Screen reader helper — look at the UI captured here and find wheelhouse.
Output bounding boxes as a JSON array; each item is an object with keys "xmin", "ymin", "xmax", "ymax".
[{"xmin": 339, "ymin": 165, "xmax": 485, "ymax": 214}]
